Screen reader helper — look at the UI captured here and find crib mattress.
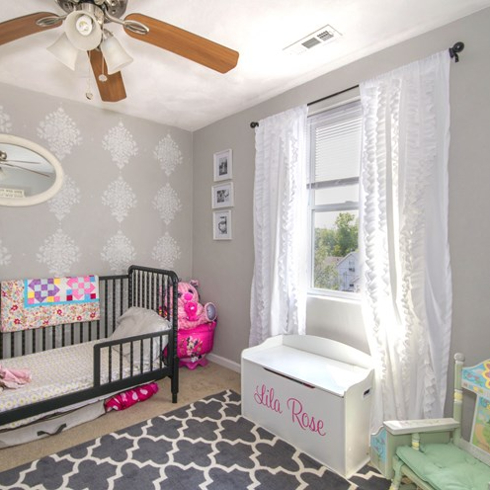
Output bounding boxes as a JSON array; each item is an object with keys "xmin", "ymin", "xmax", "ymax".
[{"xmin": 0, "ymin": 341, "xmax": 136, "ymax": 429}]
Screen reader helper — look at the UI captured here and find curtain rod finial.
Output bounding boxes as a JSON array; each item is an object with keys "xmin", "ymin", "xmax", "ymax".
[{"xmin": 449, "ymin": 41, "xmax": 464, "ymax": 62}]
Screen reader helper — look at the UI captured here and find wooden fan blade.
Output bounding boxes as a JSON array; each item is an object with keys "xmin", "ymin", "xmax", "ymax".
[
  {"xmin": 124, "ymin": 13, "xmax": 239, "ymax": 73},
  {"xmin": 0, "ymin": 12, "xmax": 62, "ymax": 46},
  {"xmin": 89, "ymin": 50, "xmax": 127, "ymax": 102}
]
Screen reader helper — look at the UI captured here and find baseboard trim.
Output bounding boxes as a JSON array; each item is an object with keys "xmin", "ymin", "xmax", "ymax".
[{"xmin": 207, "ymin": 353, "xmax": 241, "ymax": 373}]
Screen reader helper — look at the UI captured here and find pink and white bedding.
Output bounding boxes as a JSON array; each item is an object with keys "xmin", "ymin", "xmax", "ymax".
[{"xmin": 0, "ymin": 340, "xmax": 135, "ymax": 429}]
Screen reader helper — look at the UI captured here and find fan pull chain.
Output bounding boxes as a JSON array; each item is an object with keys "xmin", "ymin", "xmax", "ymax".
[
  {"xmin": 99, "ymin": 50, "xmax": 108, "ymax": 83},
  {"xmin": 86, "ymin": 51, "xmax": 94, "ymax": 100}
]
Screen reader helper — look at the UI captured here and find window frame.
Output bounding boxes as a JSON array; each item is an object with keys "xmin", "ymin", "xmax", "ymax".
[{"xmin": 306, "ymin": 99, "xmax": 362, "ymax": 300}]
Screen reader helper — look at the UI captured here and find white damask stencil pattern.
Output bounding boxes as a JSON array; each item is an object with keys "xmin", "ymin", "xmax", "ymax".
[
  {"xmin": 48, "ymin": 174, "xmax": 81, "ymax": 221},
  {"xmin": 102, "ymin": 122, "xmax": 138, "ymax": 169},
  {"xmin": 102, "ymin": 176, "xmax": 137, "ymax": 223},
  {"xmin": 154, "ymin": 135, "xmax": 183, "ymax": 176},
  {"xmin": 101, "ymin": 231, "xmax": 136, "ymax": 273},
  {"xmin": 37, "ymin": 229, "xmax": 81, "ymax": 275},
  {"xmin": 37, "ymin": 107, "xmax": 82, "ymax": 161},
  {"xmin": 152, "ymin": 233, "xmax": 181, "ymax": 269},
  {"xmin": 152, "ymin": 184, "xmax": 182, "ymax": 225},
  {"xmin": 0, "ymin": 240, "xmax": 12, "ymax": 266},
  {"xmin": 0, "ymin": 106, "xmax": 12, "ymax": 133}
]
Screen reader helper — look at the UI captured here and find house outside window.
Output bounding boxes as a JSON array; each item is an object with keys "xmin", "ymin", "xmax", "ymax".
[{"xmin": 307, "ymin": 100, "xmax": 362, "ymax": 296}]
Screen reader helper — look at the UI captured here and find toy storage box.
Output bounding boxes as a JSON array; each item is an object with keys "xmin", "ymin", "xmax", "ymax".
[
  {"xmin": 177, "ymin": 321, "xmax": 216, "ymax": 369},
  {"xmin": 241, "ymin": 334, "xmax": 374, "ymax": 478}
]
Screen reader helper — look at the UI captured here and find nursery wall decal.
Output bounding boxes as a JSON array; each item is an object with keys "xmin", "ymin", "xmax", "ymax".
[
  {"xmin": 0, "ymin": 240, "xmax": 12, "ymax": 267},
  {"xmin": 101, "ymin": 121, "xmax": 139, "ymax": 273},
  {"xmin": 152, "ymin": 232, "xmax": 181, "ymax": 269},
  {"xmin": 154, "ymin": 135, "xmax": 183, "ymax": 176},
  {"xmin": 102, "ymin": 121, "xmax": 139, "ymax": 169},
  {"xmin": 37, "ymin": 229, "xmax": 81, "ymax": 276},
  {"xmin": 153, "ymin": 183, "xmax": 182, "ymax": 225},
  {"xmin": 0, "ymin": 83, "xmax": 193, "ymax": 280},
  {"xmin": 100, "ymin": 230, "xmax": 136, "ymax": 273},
  {"xmin": 48, "ymin": 175, "xmax": 81, "ymax": 221},
  {"xmin": 101, "ymin": 175, "xmax": 138, "ymax": 224},
  {"xmin": 0, "ymin": 107, "xmax": 12, "ymax": 267},
  {"xmin": 36, "ymin": 106, "xmax": 82, "ymax": 275},
  {"xmin": 151, "ymin": 133, "xmax": 183, "ymax": 268},
  {"xmin": 37, "ymin": 107, "xmax": 82, "ymax": 161},
  {"xmin": 0, "ymin": 106, "xmax": 12, "ymax": 133}
]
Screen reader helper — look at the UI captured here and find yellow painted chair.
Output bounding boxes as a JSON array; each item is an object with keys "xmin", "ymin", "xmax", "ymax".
[{"xmin": 370, "ymin": 354, "xmax": 490, "ymax": 490}]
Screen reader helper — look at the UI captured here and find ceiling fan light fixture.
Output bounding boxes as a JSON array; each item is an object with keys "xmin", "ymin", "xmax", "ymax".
[
  {"xmin": 100, "ymin": 33, "xmax": 133, "ymax": 75},
  {"xmin": 47, "ymin": 33, "xmax": 80, "ymax": 71},
  {"xmin": 65, "ymin": 4, "xmax": 103, "ymax": 51}
]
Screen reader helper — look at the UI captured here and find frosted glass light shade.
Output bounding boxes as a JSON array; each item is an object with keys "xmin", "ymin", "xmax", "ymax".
[
  {"xmin": 100, "ymin": 36, "xmax": 133, "ymax": 74},
  {"xmin": 47, "ymin": 33, "xmax": 80, "ymax": 70},
  {"xmin": 65, "ymin": 10, "xmax": 102, "ymax": 50}
]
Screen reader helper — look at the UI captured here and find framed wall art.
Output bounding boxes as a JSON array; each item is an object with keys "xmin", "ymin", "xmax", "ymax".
[
  {"xmin": 212, "ymin": 182, "xmax": 234, "ymax": 209},
  {"xmin": 213, "ymin": 210, "xmax": 232, "ymax": 240},
  {"xmin": 213, "ymin": 149, "xmax": 233, "ymax": 182}
]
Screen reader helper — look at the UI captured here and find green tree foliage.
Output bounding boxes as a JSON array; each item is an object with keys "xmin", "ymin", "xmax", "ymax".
[
  {"xmin": 314, "ymin": 212, "xmax": 359, "ymax": 289},
  {"xmin": 331, "ymin": 213, "xmax": 358, "ymax": 257}
]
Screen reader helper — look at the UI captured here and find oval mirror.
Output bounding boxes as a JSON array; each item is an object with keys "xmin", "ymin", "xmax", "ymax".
[{"xmin": 0, "ymin": 134, "xmax": 64, "ymax": 206}]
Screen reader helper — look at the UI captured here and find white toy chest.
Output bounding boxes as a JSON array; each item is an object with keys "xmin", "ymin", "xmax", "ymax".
[{"xmin": 241, "ymin": 335, "xmax": 374, "ymax": 478}]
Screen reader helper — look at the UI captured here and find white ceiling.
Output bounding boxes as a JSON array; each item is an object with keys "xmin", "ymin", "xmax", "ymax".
[{"xmin": 0, "ymin": 0, "xmax": 489, "ymax": 131}]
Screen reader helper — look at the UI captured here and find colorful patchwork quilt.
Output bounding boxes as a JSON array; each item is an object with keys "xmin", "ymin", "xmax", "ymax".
[{"xmin": 1, "ymin": 276, "xmax": 100, "ymax": 332}]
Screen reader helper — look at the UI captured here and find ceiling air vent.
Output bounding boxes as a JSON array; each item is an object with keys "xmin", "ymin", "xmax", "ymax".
[{"xmin": 284, "ymin": 25, "xmax": 341, "ymax": 55}]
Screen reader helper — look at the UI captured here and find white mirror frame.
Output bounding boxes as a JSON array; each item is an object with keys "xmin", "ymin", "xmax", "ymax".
[{"xmin": 0, "ymin": 134, "xmax": 64, "ymax": 207}]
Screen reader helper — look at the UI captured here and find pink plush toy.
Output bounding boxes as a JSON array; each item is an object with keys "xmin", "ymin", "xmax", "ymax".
[{"xmin": 178, "ymin": 280, "xmax": 217, "ymax": 330}]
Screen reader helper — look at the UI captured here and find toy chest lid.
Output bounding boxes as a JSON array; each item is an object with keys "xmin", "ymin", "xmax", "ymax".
[{"xmin": 242, "ymin": 336, "xmax": 373, "ymax": 397}]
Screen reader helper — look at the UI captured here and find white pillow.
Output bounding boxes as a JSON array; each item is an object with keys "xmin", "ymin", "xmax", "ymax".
[{"xmin": 108, "ymin": 307, "xmax": 171, "ymax": 364}]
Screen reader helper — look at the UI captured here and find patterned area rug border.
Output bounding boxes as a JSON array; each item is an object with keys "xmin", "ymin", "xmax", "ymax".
[{"xmin": 0, "ymin": 390, "xmax": 390, "ymax": 489}]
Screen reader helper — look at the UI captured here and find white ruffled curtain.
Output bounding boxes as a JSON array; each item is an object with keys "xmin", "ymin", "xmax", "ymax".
[
  {"xmin": 249, "ymin": 105, "xmax": 308, "ymax": 347},
  {"xmin": 360, "ymin": 51, "xmax": 452, "ymax": 429}
]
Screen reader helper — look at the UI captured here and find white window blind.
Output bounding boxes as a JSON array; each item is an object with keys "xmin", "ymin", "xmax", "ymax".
[{"xmin": 309, "ymin": 101, "xmax": 362, "ymax": 185}]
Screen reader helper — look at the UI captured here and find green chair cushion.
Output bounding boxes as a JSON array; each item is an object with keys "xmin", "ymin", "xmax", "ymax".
[{"xmin": 397, "ymin": 443, "xmax": 490, "ymax": 490}]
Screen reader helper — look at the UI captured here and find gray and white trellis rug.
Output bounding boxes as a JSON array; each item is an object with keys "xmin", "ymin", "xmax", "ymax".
[{"xmin": 0, "ymin": 390, "xmax": 390, "ymax": 489}]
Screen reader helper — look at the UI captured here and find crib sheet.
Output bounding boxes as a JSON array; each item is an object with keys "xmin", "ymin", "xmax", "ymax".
[{"xmin": 0, "ymin": 340, "xmax": 138, "ymax": 429}]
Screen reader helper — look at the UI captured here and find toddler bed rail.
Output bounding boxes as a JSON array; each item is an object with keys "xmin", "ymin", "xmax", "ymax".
[{"xmin": 0, "ymin": 265, "xmax": 179, "ymax": 428}]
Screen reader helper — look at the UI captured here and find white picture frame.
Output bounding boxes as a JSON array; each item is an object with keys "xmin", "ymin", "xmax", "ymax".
[
  {"xmin": 213, "ymin": 149, "xmax": 233, "ymax": 182},
  {"xmin": 212, "ymin": 182, "xmax": 234, "ymax": 209},
  {"xmin": 213, "ymin": 210, "xmax": 232, "ymax": 240}
]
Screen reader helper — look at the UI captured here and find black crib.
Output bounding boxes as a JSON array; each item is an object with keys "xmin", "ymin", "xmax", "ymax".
[{"xmin": 0, "ymin": 265, "xmax": 179, "ymax": 427}]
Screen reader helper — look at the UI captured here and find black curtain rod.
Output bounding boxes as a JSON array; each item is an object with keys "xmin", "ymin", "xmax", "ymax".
[{"xmin": 250, "ymin": 41, "xmax": 464, "ymax": 129}]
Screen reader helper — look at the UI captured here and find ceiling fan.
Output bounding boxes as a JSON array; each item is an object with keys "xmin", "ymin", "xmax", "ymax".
[{"xmin": 0, "ymin": 0, "xmax": 239, "ymax": 102}]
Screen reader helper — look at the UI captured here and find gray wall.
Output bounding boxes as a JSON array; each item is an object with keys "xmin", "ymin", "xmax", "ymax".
[
  {"xmin": 0, "ymin": 84, "xmax": 193, "ymax": 280},
  {"xmin": 193, "ymin": 7, "xmax": 490, "ymax": 427}
]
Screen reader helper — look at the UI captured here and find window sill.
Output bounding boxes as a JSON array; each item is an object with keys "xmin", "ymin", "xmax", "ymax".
[{"xmin": 307, "ymin": 290, "xmax": 362, "ymax": 305}]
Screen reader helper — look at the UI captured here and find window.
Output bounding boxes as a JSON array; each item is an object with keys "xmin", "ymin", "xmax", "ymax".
[{"xmin": 307, "ymin": 100, "xmax": 362, "ymax": 295}]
